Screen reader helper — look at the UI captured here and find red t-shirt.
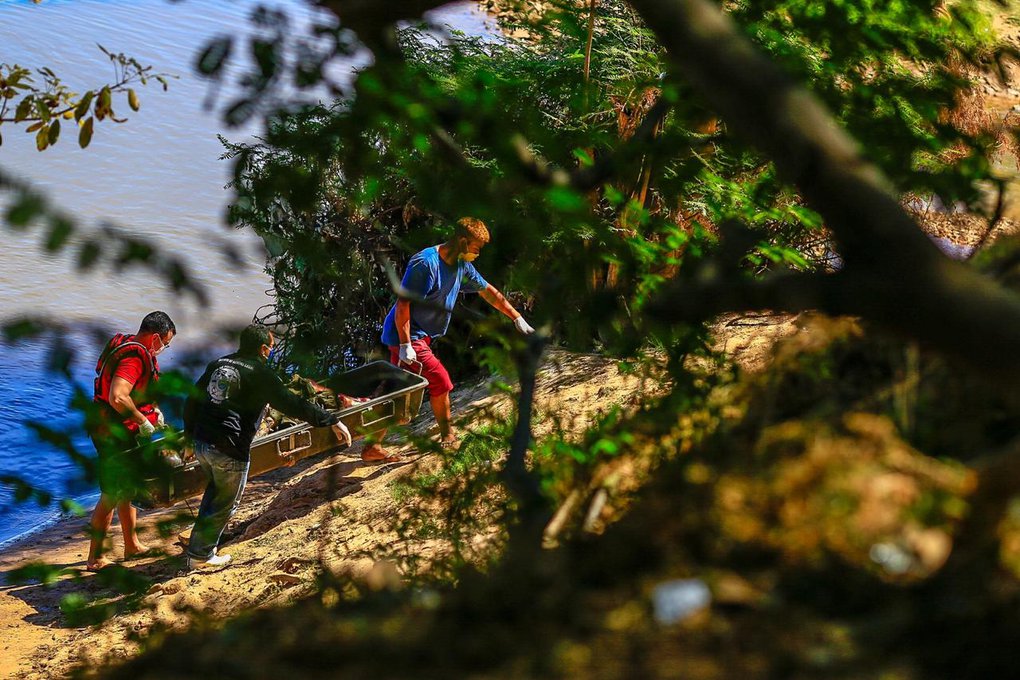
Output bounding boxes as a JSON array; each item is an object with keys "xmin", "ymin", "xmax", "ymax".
[
  {"xmin": 113, "ymin": 355, "xmax": 145, "ymax": 389},
  {"xmin": 109, "ymin": 354, "xmax": 156, "ymax": 401}
]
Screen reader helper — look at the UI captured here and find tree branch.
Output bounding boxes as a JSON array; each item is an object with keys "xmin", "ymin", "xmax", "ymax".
[
  {"xmin": 502, "ymin": 333, "xmax": 548, "ymax": 526},
  {"xmin": 629, "ymin": 0, "xmax": 1020, "ymax": 386}
]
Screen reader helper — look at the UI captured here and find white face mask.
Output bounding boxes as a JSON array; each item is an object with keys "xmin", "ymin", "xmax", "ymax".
[{"xmin": 152, "ymin": 335, "xmax": 170, "ymax": 356}]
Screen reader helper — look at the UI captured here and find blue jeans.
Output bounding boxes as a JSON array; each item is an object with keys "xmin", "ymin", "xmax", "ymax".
[{"xmin": 186, "ymin": 442, "xmax": 250, "ymax": 560}]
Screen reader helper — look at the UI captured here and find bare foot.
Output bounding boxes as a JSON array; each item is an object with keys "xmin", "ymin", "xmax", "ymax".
[
  {"xmin": 361, "ymin": 444, "xmax": 401, "ymax": 463},
  {"xmin": 124, "ymin": 543, "xmax": 151, "ymax": 559},
  {"xmin": 85, "ymin": 558, "xmax": 112, "ymax": 572},
  {"xmin": 439, "ymin": 433, "xmax": 460, "ymax": 450}
]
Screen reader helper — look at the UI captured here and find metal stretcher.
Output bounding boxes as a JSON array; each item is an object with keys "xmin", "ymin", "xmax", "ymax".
[{"xmin": 140, "ymin": 361, "xmax": 427, "ymax": 508}]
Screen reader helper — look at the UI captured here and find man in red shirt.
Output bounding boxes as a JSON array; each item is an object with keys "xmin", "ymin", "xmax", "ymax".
[{"xmin": 86, "ymin": 311, "xmax": 176, "ymax": 571}]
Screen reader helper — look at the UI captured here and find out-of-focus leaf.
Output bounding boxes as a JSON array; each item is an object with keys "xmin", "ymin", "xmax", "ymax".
[
  {"xmin": 196, "ymin": 36, "xmax": 233, "ymax": 76},
  {"xmin": 45, "ymin": 216, "xmax": 73, "ymax": 252},
  {"xmin": 5, "ymin": 194, "xmax": 44, "ymax": 227},
  {"xmin": 225, "ymin": 98, "xmax": 257, "ymax": 126},
  {"xmin": 77, "ymin": 239, "xmax": 101, "ymax": 270},
  {"xmin": 6, "ymin": 562, "xmax": 76, "ymax": 586},
  {"xmin": 127, "ymin": 88, "xmax": 139, "ymax": 111},
  {"xmin": 1, "ymin": 319, "xmax": 45, "ymax": 341},
  {"xmin": 47, "ymin": 118, "xmax": 60, "ymax": 145}
]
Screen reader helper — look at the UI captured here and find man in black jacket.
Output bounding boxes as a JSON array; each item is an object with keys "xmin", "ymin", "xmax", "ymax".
[{"xmin": 184, "ymin": 324, "xmax": 351, "ymax": 568}]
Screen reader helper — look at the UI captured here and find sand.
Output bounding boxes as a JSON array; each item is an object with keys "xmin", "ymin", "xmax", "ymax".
[{"xmin": 3, "ymin": 346, "xmax": 749, "ymax": 679}]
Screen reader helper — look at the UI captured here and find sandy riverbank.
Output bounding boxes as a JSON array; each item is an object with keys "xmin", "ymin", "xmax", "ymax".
[{"xmin": 2, "ymin": 347, "xmax": 730, "ymax": 679}]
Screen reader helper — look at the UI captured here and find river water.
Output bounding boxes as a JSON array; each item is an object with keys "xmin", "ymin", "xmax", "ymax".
[{"xmin": 0, "ymin": 0, "xmax": 494, "ymax": 546}]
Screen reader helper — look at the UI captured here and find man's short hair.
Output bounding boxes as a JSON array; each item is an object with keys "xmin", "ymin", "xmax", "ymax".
[
  {"xmin": 139, "ymin": 311, "xmax": 176, "ymax": 336},
  {"xmin": 238, "ymin": 324, "xmax": 272, "ymax": 356},
  {"xmin": 454, "ymin": 217, "xmax": 490, "ymax": 244}
]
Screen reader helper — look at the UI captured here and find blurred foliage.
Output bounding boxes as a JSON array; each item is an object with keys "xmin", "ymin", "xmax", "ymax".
[
  {"xmin": 221, "ymin": 0, "xmax": 1012, "ymax": 379},
  {"xmin": 386, "ymin": 420, "xmax": 515, "ymax": 581},
  {"xmin": 3, "ymin": 1, "xmax": 1020, "ymax": 677}
]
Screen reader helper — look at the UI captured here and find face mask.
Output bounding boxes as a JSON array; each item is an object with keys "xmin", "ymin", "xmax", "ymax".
[
  {"xmin": 266, "ymin": 346, "xmax": 277, "ymax": 363},
  {"xmin": 152, "ymin": 336, "xmax": 169, "ymax": 356}
]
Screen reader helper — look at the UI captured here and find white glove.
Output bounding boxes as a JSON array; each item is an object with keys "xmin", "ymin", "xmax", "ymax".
[
  {"xmin": 398, "ymin": 343, "xmax": 417, "ymax": 364},
  {"xmin": 137, "ymin": 419, "xmax": 156, "ymax": 437},
  {"xmin": 331, "ymin": 421, "xmax": 353, "ymax": 447},
  {"xmin": 513, "ymin": 315, "xmax": 535, "ymax": 335},
  {"xmin": 154, "ymin": 408, "xmax": 166, "ymax": 428}
]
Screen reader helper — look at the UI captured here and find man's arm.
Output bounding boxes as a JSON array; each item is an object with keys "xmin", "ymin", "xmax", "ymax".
[
  {"xmin": 263, "ymin": 369, "xmax": 339, "ymax": 427},
  {"xmin": 480, "ymin": 284, "xmax": 535, "ymax": 335},
  {"xmin": 109, "ymin": 376, "xmax": 150, "ymax": 428},
  {"xmin": 265, "ymin": 373, "xmax": 351, "ymax": 448},
  {"xmin": 479, "ymin": 284, "xmax": 520, "ymax": 320},
  {"xmin": 395, "ymin": 298, "xmax": 412, "ymax": 345}
]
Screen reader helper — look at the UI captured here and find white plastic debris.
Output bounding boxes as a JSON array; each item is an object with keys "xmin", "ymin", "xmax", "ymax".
[
  {"xmin": 652, "ymin": 578, "xmax": 711, "ymax": 624},
  {"xmin": 869, "ymin": 542, "xmax": 913, "ymax": 574}
]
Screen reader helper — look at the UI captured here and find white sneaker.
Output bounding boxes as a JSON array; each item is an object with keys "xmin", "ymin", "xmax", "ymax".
[{"xmin": 187, "ymin": 551, "xmax": 232, "ymax": 570}]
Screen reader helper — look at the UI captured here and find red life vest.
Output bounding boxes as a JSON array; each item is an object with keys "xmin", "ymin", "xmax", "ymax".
[{"xmin": 93, "ymin": 333, "xmax": 160, "ymax": 434}]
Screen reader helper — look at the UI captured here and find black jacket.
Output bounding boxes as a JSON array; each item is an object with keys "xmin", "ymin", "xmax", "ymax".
[{"xmin": 184, "ymin": 352, "xmax": 339, "ymax": 461}]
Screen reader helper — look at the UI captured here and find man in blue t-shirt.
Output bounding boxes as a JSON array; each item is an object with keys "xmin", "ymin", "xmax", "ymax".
[{"xmin": 376, "ymin": 217, "xmax": 534, "ymax": 455}]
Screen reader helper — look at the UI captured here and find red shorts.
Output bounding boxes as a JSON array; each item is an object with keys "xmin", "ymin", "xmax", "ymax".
[{"xmin": 389, "ymin": 337, "xmax": 453, "ymax": 398}]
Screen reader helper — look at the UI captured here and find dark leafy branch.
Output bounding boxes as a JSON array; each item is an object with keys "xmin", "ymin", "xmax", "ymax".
[{"xmin": 629, "ymin": 0, "xmax": 1020, "ymax": 387}]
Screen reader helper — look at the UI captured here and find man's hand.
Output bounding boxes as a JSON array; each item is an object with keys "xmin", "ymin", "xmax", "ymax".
[
  {"xmin": 513, "ymin": 315, "xmax": 536, "ymax": 335},
  {"xmin": 137, "ymin": 419, "xmax": 156, "ymax": 438},
  {"xmin": 398, "ymin": 343, "xmax": 417, "ymax": 364},
  {"xmin": 332, "ymin": 422, "xmax": 353, "ymax": 447}
]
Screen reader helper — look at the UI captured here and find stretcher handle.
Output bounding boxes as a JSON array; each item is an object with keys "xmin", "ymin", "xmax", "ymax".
[
  {"xmin": 360, "ymin": 399, "xmax": 395, "ymax": 428},
  {"xmin": 276, "ymin": 430, "xmax": 313, "ymax": 457},
  {"xmin": 399, "ymin": 358, "xmax": 424, "ymax": 375}
]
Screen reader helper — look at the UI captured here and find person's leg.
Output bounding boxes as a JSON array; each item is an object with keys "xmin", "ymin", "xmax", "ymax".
[
  {"xmin": 117, "ymin": 501, "xmax": 148, "ymax": 557},
  {"xmin": 360, "ymin": 344, "xmax": 410, "ymax": 462},
  {"xmin": 414, "ymin": 339, "xmax": 456, "ymax": 444},
  {"xmin": 86, "ymin": 494, "xmax": 116, "ymax": 570},
  {"xmin": 187, "ymin": 445, "xmax": 250, "ymax": 560},
  {"xmin": 431, "ymin": 391, "xmax": 454, "ymax": 442}
]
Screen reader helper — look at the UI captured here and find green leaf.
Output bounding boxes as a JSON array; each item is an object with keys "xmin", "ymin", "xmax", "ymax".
[
  {"xmin": 35, "ymin": 125, "xmax": 49, "ymax": 151},
  {"xmin": 5, "ymin": 194, "xmax": 44, "ymax": 228},
  {"xmin": 35, "ymin": 98, "xmax": 50, "ymax": 122},
  {"xmin": 47, "ymin": 118, "xmax": 60, "ymax": 145},
  {"xmin": 196, "ymin": 37, "xmax": 232, "ymax": 76},
  {"xmin": 74, "ymin": 91, "xmax": 94, "ymax": 122},
  {"xmin": 45, "ymin": 217, "xmax": 73, "ymax": 252},
  {"xmin": 1, "ymin": 318, "xmax": 45, "ymax": 340},
  {"xmin": 6, "ymin": 562, "xmax": 75, "ymax": 586},
  {"xmin": 127, "ymin": 88, "xmax": 139, "ymax": 112},
  {"xmin": 60, "ymin": 499, "xmax": 86, "ymax": 516},
  {"xmin": 97, "ymin": 86, "xmax": 111, "ymax": 114},
  {"xmin": 225, "ymin": 98, "xmax": 256, "ymax": 126},
  {"xmin": 545, "ymin": 186, "xmax": 588, "ymax": 212},
  {"xmin": 572, "ymin": 147, "xmax": 594, "ymax": 167},
  {"xmin": 77, "ymin": 240, "xmax": 101, "ymax": 270},
  {"xmin": 78, "ymin": 116, "xmax": 94, "ymax": 148},
  {"xmin": 603, "ymin": 184, "xmax": 625, "ymax": 206},
  {"xmin": 14, "ymin": 96, "xmax": 33, "ymax": 122}
]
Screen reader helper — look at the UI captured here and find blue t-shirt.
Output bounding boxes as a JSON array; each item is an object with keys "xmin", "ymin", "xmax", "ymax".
[{"xmin": 381, "ymin": 245, "xmax": 489, "ymax": 347}]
